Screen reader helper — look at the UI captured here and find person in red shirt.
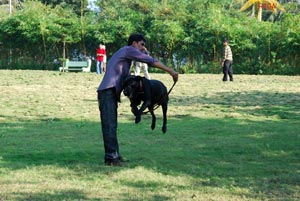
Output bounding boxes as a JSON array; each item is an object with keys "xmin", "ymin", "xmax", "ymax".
[{"xmin": 96, "ymin": 44, "xmax": 106, "ymax": 74}]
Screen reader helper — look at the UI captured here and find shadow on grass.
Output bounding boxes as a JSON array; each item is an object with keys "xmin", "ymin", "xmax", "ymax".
[
  {"xmin": 0, "ymin": 117, "xmax": 103, "ymax": 168},
  {"xmin": 0, "ymin": 113, "xmax": 299, "ymax": 199},
  {"xmin": 13, "ymin": 190, "xmax": 87, "ymax": 201},
  {"xmin": 171, "ymin": 90, "xmax": 300, "ymax": 120}
]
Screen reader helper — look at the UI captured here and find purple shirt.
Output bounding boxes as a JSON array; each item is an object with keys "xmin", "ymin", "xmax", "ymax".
[{"xmin": 97, "ymin": 46, "xmax": 158, "ymax": 101}]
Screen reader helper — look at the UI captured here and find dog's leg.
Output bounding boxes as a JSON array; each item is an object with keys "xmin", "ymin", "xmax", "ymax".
[
  {"xmin": 137, "ymin": 77, "xmax": 151, "ymax": 116},
  {"xmin": 149, "ymin": 107, "xmax": 156, "ymax": 130},
  {"xmin": 161, "ymin": 101, "xmax": 168, "ymax": 133},
  {"xmin": 130, "ymin": 103, "xmax": 139, "ymax": 116},
  {"xmin": 135, "ymin": 114, "xmax": 141, "ymax": 124},
  {"xmin": 130, "ymin": 103, "xmax": 141, "ymax": 124}
]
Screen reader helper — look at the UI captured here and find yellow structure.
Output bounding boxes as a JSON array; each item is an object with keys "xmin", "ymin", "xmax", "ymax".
[{"xmin": 239, "ymin": 0, "xmax": 285, "ymax": 21}]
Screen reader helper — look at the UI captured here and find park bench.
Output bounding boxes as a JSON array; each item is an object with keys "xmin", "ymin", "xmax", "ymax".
[{"xmin": 59, "ymin": 59, "xmax": 91, "ymax": 72}]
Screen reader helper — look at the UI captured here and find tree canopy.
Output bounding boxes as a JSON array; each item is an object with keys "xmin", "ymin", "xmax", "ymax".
[{"xmin": 0, "ymin": 0, "xmax": 299, "ymax": 74}]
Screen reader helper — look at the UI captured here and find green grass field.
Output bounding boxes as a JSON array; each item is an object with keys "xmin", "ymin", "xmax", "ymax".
[{"xmin": 0, "ymin": 70, "xmax": 299, "ymax": 200}]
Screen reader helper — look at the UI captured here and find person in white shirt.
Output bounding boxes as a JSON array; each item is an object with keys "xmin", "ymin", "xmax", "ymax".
[{"xmin": 132, "ymin": 48, "xmax": 151, "ymax": 79}]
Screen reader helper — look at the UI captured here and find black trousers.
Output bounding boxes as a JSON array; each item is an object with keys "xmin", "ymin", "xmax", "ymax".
[
  {"xmin": 98, "ymin": 88, "xmax": 121, "ymax": 161},
  {"xmin": 223, "ymin": 60, "xmax": 233, "ymax": 81}
]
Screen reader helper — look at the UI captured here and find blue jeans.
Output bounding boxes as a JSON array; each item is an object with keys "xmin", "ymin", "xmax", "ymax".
[
  {"xmin": 98, "ymin": 88, "xmax": 121, "ymax": 160},
  {"xmin": 96, "ymin": 60, "xmax": 103, "ymax": 74}
]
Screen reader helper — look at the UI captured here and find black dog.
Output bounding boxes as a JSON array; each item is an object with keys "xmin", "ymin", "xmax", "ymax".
[{"xmin": 123, "ymin": 75, "xmax": 169, "ymax": 133}]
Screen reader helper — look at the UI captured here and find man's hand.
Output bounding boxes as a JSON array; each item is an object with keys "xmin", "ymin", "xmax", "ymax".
[
  {"xmin": 153, "ymin": 62, "xmax": 179, "ymax": 82},
  {"xmin": 170, "ymin": 70, "xmax": 179, "ymax": 83}
]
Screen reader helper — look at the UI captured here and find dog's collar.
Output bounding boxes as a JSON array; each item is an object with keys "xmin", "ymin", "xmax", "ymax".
[{"xmin": 138, "ymin": 80, "xmax": 144, "ymax": 94}]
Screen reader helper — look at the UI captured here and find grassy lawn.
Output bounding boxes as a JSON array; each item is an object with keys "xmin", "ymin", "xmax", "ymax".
[{"xmin": 0, "ymin": 70, "xmax": 299, "ymax": 200}]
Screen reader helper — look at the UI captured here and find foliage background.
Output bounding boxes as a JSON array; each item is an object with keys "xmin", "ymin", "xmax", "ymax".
[{"xmin": 0, "ymin": 0, "xmax": 300, "ymax": 74}]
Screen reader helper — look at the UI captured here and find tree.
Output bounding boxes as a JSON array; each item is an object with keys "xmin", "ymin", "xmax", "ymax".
[
  {"xmin": 1, "ymin": 0, "xmax": 300, "ymax": 74},
  {"xmin": 49, "ymin": 6, "xmax": 81, "ymax": 63}
]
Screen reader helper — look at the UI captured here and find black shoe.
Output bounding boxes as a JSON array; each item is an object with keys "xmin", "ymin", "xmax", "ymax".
[
  {"xmin": 117, "ymin": 156, "xmax": 128, "ymax": 162},
  {"xmin": 105, "ymin": 158, "xmax": 122, "ymax": 166},
  {"xmin": 105, "ymin": 156, "xmax": 128, "ymax": 166}
]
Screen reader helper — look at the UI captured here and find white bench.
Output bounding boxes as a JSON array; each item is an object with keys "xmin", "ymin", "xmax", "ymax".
[{"xmin": 59, "ymin": 59, "xmax": 91, "ymax": 72}]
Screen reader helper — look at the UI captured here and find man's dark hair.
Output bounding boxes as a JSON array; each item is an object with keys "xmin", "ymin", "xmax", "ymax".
[{"xmin": 127, "ymin": 33, "xmax": 146, "ymax": 46}]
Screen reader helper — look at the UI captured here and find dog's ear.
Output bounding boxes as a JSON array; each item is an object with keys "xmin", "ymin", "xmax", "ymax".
[
  {"xmin": 124, "ymin": 75, "xmax": 141, "ymax": 85},
  {"xmin": 122, "ymin": 75, "xmax": 141, "ymax": 92},
  {"xmin": 124, "ymin": 75, "xmax": 135, "ymax": 83},
  {"xmin": 136, "ymin": 75, "xmax": 142, "ymax": 81},
  {"xmin": 123, "ymin": 75, "xmax": 135, "ymax": 88}
]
